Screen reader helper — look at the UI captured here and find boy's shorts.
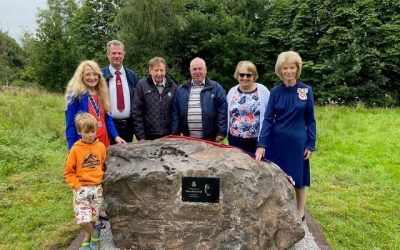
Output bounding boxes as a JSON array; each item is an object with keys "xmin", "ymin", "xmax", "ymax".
[{"xmin": 73, "ymin": 185, "xmax": 103, "ymax": 224}]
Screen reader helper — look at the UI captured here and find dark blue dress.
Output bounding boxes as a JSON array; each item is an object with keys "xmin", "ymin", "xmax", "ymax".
[{"xmin": 258, "ymin": 81, "xmax": 316, "ymax": 188}]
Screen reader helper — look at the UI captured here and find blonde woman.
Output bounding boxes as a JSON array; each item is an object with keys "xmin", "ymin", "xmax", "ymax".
[
  {"xmin": 255, "ymin": 51, "xmax": 316, "ymax": 221},
  {"xmin": 65, "ymin": 60, "xmax": 125, "ymax": 149}
]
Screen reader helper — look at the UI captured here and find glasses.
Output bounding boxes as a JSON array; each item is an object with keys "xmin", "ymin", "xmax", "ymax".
[{"xmin": 239, "ymin": 73, "xmax": 253, "ymax": 78}]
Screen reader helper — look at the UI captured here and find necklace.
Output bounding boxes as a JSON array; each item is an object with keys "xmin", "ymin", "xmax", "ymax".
[
  {"xmin": 239, "ymin": 83, "xmax": 257, "ymax": 93},
  {"xmin": 88, "ymin": 93, "xmax": 102, "ymax": 127}
]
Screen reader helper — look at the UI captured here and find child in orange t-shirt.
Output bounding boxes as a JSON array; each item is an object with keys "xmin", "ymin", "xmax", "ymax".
[{"xmin": 64, "ymin": 113, "xmax": 106, "ymax": 250}]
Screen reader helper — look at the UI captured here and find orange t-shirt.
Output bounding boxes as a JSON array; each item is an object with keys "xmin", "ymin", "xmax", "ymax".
[
  {"xmin": 88, "ymin": 94, "xmax": 110, "ymax": 147},
  {"xmin": 64, "ymin": 139, "xmax": 106, "ymax": 190}
]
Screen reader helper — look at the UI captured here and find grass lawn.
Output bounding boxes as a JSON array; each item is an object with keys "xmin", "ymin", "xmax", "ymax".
[
  {"xmin": 0, "ymin": 86, "xmax": 399, "ymax": 249},
  {"xmin": 309, "ymin": 106, "xmax": 400, "ymax": 249},
  {"xmin": 0, "ymin": 86, "xmax": 78, "ymax": 249}
]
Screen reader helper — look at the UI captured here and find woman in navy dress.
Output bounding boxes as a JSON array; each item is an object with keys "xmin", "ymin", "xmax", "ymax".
[{"xmin": 255, "ymin": 51, "xmax": 316, "ymax": 221}]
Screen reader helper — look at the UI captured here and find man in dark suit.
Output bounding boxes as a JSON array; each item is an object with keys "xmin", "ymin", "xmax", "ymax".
[{"xmin": 101, "ymin": 40, "xmax": 138, "ymax": 143}]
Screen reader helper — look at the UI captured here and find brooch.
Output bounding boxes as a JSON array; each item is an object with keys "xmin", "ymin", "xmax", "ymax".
[{"xmin": 297, "ymin": 88, "xmax": 308, "ymax": 100}]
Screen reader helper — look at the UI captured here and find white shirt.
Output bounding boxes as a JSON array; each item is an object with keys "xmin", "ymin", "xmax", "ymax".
[{"xmin": 152, "ymin": 77, "xmax": 166, "ymax": 87}]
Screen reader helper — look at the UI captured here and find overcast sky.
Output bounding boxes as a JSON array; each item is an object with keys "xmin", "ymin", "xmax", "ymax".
[{"xmin": 0, "ymin": 0, "xmax": 47, "ymax": 42}]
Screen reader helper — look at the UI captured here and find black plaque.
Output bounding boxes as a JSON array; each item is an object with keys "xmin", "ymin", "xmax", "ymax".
[{"xmin": 182, "ymin": 177, "xmax": 220, "ymax": 203}]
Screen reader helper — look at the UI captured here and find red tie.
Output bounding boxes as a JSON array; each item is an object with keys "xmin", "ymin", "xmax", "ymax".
[{"xmin": 115, "ymin": 70, "xmax": 125, "ymax": 112}]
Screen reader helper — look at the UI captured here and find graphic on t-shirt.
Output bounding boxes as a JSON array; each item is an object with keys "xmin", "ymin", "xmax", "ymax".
[{"xmin": 82, "ymin": 153, "xmax": 100, "ymax": 168}]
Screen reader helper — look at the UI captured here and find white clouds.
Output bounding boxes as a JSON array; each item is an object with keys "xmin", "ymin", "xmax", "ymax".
[{"xmin": 0, "ymin": 0, "xmax": 47, "ymax": 42}]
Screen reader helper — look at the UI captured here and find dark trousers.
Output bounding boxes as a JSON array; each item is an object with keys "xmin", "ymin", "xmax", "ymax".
[
  {"xmin": 145, "ymin": 134, "xmax": 169, "ymax": 140},
  {"xmin": 111, "ymin": 118, "xmax": 134, "ymax": 144},
  {"xmin": 228, "ymin": 133, "xmax": 258, "ymax": 155}
]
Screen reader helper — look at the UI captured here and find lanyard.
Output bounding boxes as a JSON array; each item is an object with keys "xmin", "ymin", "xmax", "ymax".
[{"xmin": 88, "ymin": 94, "xmax": 101, "ymax": 120}]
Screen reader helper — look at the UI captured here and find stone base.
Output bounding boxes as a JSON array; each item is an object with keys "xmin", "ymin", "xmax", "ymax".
[{"xmin": 103, "ymin": 137, "xmax": 305, "ymax": 249}]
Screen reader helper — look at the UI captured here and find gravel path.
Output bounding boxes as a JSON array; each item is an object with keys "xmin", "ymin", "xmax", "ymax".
[
  {"xmin": 99, "ymin": 220, "xmax": 320, "ymax": 250},
  {"xmin": 288, "ymin": 221, "xmax": 321, "ymax": 250}
]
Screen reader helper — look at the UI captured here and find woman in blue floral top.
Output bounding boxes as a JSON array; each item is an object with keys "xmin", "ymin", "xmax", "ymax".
[{"xmin": 226, "ymin": 61, "xmax": 270, "ymax": 155}]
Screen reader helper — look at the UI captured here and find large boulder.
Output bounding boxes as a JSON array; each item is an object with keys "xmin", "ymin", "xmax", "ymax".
[{"xmin": 103, "ymin": 137, "xmax": 304, "ymax": 249}]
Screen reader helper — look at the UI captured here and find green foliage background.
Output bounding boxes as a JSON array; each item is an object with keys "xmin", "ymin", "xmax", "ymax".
[{"xmin": 1, "ymin": 0, "xmax": 400, "ymax": 105}]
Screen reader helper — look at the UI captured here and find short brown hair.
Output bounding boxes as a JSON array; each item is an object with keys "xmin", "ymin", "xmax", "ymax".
[
  {"xmin": 106, "ymin": 40, "xmax": 125, "ymax": 55},
  {"xmin": 75, "ymin": 113, "xmax": 98, "ymax": 133},
  {"xmin": 234, "ymin": 61, "xmax": 258, "ymax": 81},
  {"xmin": 148, "ymin": 57, "xmax": 166, "ymax": 70}
]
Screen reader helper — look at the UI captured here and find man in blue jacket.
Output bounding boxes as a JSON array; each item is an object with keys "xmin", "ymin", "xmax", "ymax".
[
  {"xmin": 101, "ymin": 40, "xmax": 138, "ymax": 143},
  {"xmin": 172, "ymin": 57, "xmax": 227, "ymax": 142}
]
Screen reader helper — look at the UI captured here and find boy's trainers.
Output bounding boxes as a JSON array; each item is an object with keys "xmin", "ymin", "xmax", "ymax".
[
  {"xmin": 93, "ymin": 227, "xmax": 101, "ymax": 238},
  {"xmin": 79, "ymin": 239, "xmax": 91, "ymax": 250},
  {"xmin": 90, "ymin": 236, "xmax": 100, "ymax": 250}
]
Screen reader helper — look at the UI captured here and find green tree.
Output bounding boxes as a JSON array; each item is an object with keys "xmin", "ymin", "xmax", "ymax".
[
  {"xmin": 257, "ymin": 0, "xmax": 297, "ymax": 86},
  {"xmin": 314, "ymin": 0, "xmax": 400, "ymax": 106},
  {"xmin": 175, "ymin": 0, "xmax": 258, "ymax": 88},
  {"xmin": 69, "ymin": 0, "xmax": 122, "ymax": 65},
  {"xmin": 0, "ymin": 31, "xmax": 25, "ymax": 85},
  {"xmin": 116, "ymin": 0, "xmax": 186, "ymax": 79},
  {"xmin": 23, "ymin": 0, "xmax": 400, "ymax": 105},
  {"xmin": 117, "ymin": 0, "xmax": 271, "ymax": 87},
  {"xmin": 258, "ymin": 0, "xmax": 400, "ymax": 106},
  {"xmin": 168, "ymin": 0, "xmax": 277, "ymax": 88},
  {"xmin": 20, "ymin": 32, "xmax": 38, "ymax": 84},
  {"xmin": 27, "ymin": 0, "xmax": 78, "ymax": 92}
]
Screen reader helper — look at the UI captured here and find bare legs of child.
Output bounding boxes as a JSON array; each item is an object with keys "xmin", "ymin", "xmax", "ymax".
[{"xmin": 79, "ymin": 222, "xmax": 100, "ymax": 250}]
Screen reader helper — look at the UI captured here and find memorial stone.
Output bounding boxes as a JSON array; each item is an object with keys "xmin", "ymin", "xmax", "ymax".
[{"xmin": 103, "ymin": 137, "xmax": 304, "ymax": 249}]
